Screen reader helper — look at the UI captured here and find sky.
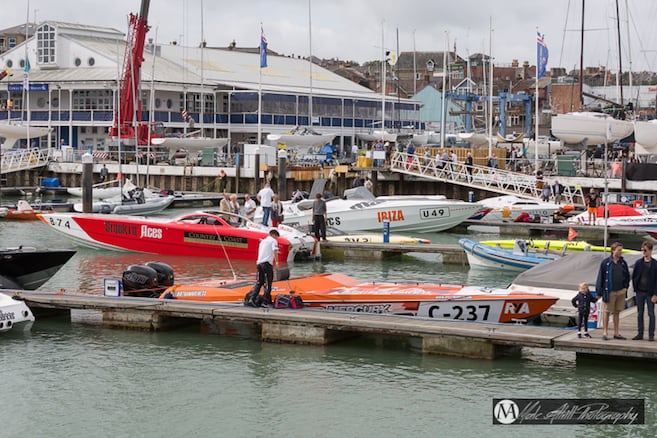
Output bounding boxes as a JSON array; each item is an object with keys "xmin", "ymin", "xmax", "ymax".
[{"xmin": 5, "ymin": 0, "xmax": 657, "ymax": 72}]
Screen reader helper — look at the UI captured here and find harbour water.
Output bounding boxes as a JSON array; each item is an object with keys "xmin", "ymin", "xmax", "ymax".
[{"xmin": 1, "ymin": 218, "xmax": 656, "ymax": 436}]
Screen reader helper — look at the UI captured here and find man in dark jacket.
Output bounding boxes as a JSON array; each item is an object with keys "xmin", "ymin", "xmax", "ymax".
[
  {"xmin": 595, "ymin": 241, "xmax": 630, "ymax": 340},
  {"xmin": 631, "ymin": 240, "xmax": 657, "ymax": 341}
]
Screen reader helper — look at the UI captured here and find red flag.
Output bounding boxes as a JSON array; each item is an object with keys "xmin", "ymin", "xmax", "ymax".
[{"xmin": 567, "ymin": 227, "xmax": 578, "ymax": 242}]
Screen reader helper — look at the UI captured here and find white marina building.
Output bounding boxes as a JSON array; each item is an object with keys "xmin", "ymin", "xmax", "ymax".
[{"xmin": 0, "ymin": 21, "xmax": 422, "ymax": 162}]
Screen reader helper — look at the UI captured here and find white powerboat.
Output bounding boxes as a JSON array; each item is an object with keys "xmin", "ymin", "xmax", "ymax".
[
  {"xmin": 73, "ymin": 193, "xmax": 175, "ymax": 215},
  {"xmin": 567, "ymin": 205, "xmax": 657, "ymax": 238},
  {"xmin": 550, "ymin": 112, "xmax": 633, "ymax": 147},
  {"xmin": 67, "ymin": 179, "xmax": 125, "ymax": 199},
  {"xmin": 279, "ymin": 187, "xmax": 482, "ymax": 233},
  {"xmin": 475, "ymin": 195, "xmax": 573, "ymax": 222},
  {"xmin": 459, "ymin": 238, "xmax": 560, "ymax": 272},
  {"xmin": 0, "ymin": 293, "xmax": 35, "ymax": 333}
]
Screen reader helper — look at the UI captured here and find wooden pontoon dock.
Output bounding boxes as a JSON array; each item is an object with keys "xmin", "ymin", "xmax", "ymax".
[{"xmin": 9, "ymin": 290, "xmax": 657, "ymax": 362}]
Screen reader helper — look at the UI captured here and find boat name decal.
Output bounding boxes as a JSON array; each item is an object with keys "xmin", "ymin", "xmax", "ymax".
[
  {"xmin": 105, "ymin": 222, "xmax": 140, "ymax": 237},
  {"xmin": 376, "ymin": 210, "xmax": 405, "ymax": 222},
  {"xmin": 47, "ymin": 216, "xmax": 71, "ymax": 229},
  {"xmin": 140, "ymin": 225, "xmax": 163, "ymax": 239},
  {"xmin": 183, "ymin": 232, "xmax": 249, "ymax": 248},
  {"xmin": 420, "ymin": 208, "xmax": 450, "ymax": 220},
  {"xmin": 427, "ymin": 304, "xmax": 491, "ymax": 321},
  {"xmin": 0, "ymin": 310, "xmax": 16, "ymax": 321},
  {"xmin": 171, "ymin": 291, "xmax": 207, "ymax": 297},
  {"xmin": 326, "ymin": 217, "xmax": 342, "ymax": 226},
  {"xmin": 324, "ymin": 304, "xmax": 392, "ymax": 313},
  {"xmin": 504, "ymin": 302, "xmax": 531, "ymax": 315}
]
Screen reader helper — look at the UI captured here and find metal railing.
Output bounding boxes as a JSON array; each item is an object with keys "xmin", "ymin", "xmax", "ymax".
[
  {"xmin": 390, "ymin": 151, "xmax": 586, "ymax": 207},
  {"xmin": 1, "ymin": 148, "xmax": 52, "ymax": 174}
]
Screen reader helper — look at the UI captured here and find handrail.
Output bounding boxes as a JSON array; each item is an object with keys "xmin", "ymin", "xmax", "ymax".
[
  {"xmin": 1, "ymin": 148, "xmax": 52, "ymax": 174},
  {"xmin": 389, "ymin": 151, "xmax": 586, "ymax": 207}
]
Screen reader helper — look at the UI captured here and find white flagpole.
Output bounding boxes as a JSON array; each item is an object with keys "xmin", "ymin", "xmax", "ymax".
[
  {"xmin": 258, "ymin": 24, "xmax": 262, "ymax": 145},
  {"xmin": 535, "ymin": 27, "xmax": 540, "ymax": 173}
]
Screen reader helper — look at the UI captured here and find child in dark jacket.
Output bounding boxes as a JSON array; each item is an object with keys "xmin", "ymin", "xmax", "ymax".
[{"xmin": 572, "ymin": 282, "xmax": 598, "ymax": 338}]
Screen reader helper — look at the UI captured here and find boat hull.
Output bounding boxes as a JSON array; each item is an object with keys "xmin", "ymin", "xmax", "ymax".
[
  {"xmin": 476, "ymin": 195, "xmax": 572, "ymax": 222},
  {"xmin": 283, "ymin": 198, "xmax": 481, "ymax": 233},
  {"xmin": 267, "ymin": 133, "xmax": 335, "ymax": 147},
  {"xmin": 0, "ymin": 247, "xmax": 76, "ymax": 290},
  {"xmin": 459, "ymin": 238, "xmax": 559, "ymax": 271},
  {"xmin": 73, "ymin": 196, "xmax": 175, "ymax": 215},
  {"xmin": 551, "ymin": 112, "xmax": 633, "ymax": 146},
  {"xmin": 0, "ymin": 293, "xmax": 35, "ymax": 333},
  {"xmin": 37, "ymin": 211, "xmax": 318, "ymax": 263},
  {"xmin": 160, "ymin": 273, "xmax": 558, "ymax": 324},
  {"xmin": 633, "ymin": 120, "xmax": 657, "ymax": 152}
]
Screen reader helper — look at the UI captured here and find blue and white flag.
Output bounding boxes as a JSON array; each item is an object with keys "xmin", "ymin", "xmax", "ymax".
[
  {"xmin": 23, "ymin": 55, "xmax": 30, "ymax": 89},
  {"xmin": 260, "ymin": 27, "xmax": 268, "ymax": 68},
  {"xmin": 536, "ymin": 31, "xmax": 548, "ymax": 79}
]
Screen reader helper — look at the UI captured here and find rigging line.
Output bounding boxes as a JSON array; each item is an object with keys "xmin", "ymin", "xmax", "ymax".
[
  {"xmin": 558, "ymin": 0, "xmax": 571, "ymax": 68},
  {"xmin": 210, "ymin": 219, "xmax": 239, "ymax": 281}
]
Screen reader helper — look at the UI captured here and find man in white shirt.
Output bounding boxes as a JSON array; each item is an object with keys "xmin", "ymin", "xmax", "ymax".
[
  {"xmin": 257, "ymin": 182, "xmax": 275, "ymax": 225},
  {"xmin": 244, "ymin": 229, "xmax": 280, "ymax": 307},
  {"xmin": 243, "ymin": 193, "xmax": 256, "ymax": 222}
]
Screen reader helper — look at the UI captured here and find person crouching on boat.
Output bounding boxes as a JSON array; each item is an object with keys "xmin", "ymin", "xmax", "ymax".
[{"xmin": 244, "ymin": 229, "xmax": 280, "ymax": 307}]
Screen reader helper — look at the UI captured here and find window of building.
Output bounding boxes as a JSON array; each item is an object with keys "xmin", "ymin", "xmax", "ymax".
[
  {"xmin": 37, "ymin": 24, "xmax": 56, "ymax": 65},
  {"xmin": 72, "ymin": 89, "xmax": 113, "ymax": 110},
  {"xmin": 9, "ymin": 37, "xmax": 17, "ymax": 49}
]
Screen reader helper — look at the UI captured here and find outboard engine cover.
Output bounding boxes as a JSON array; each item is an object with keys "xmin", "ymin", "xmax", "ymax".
[
  {"xmin": 144, "ymin": 261, "xmax": 174, "ymax": 286},
  {"xmin": 122, "ymin": 264, "xmax": 159, "ymax": 291}
]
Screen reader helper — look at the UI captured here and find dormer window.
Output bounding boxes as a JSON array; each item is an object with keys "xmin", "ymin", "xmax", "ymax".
[
  {"xmin": 426, "ymin": 60, "xmax": 435, "ymax": 72},
  {"xmin": 37, "ymin": 24, "xmax": 56, "ymax": 64}
]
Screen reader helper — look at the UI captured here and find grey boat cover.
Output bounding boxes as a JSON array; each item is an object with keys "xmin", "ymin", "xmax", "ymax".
[{"xmin": 511, "ymin": 251, "xmax": 645, "ymax": 292}]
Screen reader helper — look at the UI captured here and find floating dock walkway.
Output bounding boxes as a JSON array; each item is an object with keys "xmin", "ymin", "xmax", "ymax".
[{"xmin": 10, "ymin": 290, "xmax": 657, "ymax": 362}]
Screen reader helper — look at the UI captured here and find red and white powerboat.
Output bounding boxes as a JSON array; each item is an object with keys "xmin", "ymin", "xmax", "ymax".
[
  {"xmin": 37, "ymin": 210, "xmax": 319, "ymax": 262},
  {"xmin": 159, "ymin": 272, "xmax": 559, "ymax": 324}
]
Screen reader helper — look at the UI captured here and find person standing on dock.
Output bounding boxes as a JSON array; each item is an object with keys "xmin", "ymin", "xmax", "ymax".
[
  {"xmin": 99, "ymin": 164, "xmax": 109, "ymax": 183},
  {"xmin": 585, "ymin": 189, "xmax": 599, "ymax": 225},
  {"xmin": 257, "ymin": 182, "xmax": 275, "ymax": 226},
  {"xmin": 552, "ymin": 180, "xmax": 564, "ymax": 204},
  {"xmin": 571, "ymin": 282, "xmax": 598, "ymax": 338},
  {"xmin": 243, "ymin": 194, "xmax": 256, "ymax": 222},
  {"xmin": 312, "ymin": 193, "xmax": 328, "ymax": 242},
  {"xmin": 219, "ymin": 170, "xmax": 228, "ymax": 192},
  {"xmin": 244, "ymin": 229, "xmax": 280, "ymax": 307},
  {"xmin": 631, "ymin": 240, "xmax": 657, "ymax": 341},
  {"xmin": 270, "ymin": 194, "xmax": 284, "ymax": 228},
  {"xmin": 595, "ymin": 241, "xmax": 630, "ymax": 341}
]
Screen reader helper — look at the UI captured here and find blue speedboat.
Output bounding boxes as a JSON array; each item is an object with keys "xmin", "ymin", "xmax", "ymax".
[{"xmin": 458, "ymin": 238, "xmax": 560, "ymax": 272}]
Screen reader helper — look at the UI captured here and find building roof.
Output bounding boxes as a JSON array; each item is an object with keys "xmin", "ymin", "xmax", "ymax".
[{"xmin": 1, "ymin": 21, "xmax": 395, "ymax": 103}]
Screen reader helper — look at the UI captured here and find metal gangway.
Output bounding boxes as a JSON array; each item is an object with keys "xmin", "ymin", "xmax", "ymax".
[
  {"xmin": 389, "ymin": 151, "xmax": 586, "ymax": 207},
  {"xmin": 1, "ymin": 148, "xmax": 52, "ymax": 174}
]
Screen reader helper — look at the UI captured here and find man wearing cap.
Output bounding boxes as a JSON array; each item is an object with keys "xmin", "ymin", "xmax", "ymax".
[{"xmin": 244, "ymin": 229, "xmax": 280, "ymax": 307}]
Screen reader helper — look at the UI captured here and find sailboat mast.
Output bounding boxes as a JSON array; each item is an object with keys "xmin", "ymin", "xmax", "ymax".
[
  {"xmin": 440, "ymin": 32, "xmax": 447, "ymax": 149},
  {"xmin": 579, "ymin": 0, "xmax": 585, "ymax": 109},
  {"xmin": 24, "ymin": 0, "xmax": 30, "ymax": 142},
  {"xmin": 614, "ymin": 0, "xmax": 624, "ymax": 106},
  {"xmin": 308, "ymin": 0, "xmax": 313, "ymax": 126},
  {"xmin": 488, "ymin": 18, "xmax": 494, "ymax": 156},
  {"xmin": 381, "ymin": 22, "xmax": 386, "ymax": 138}
]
